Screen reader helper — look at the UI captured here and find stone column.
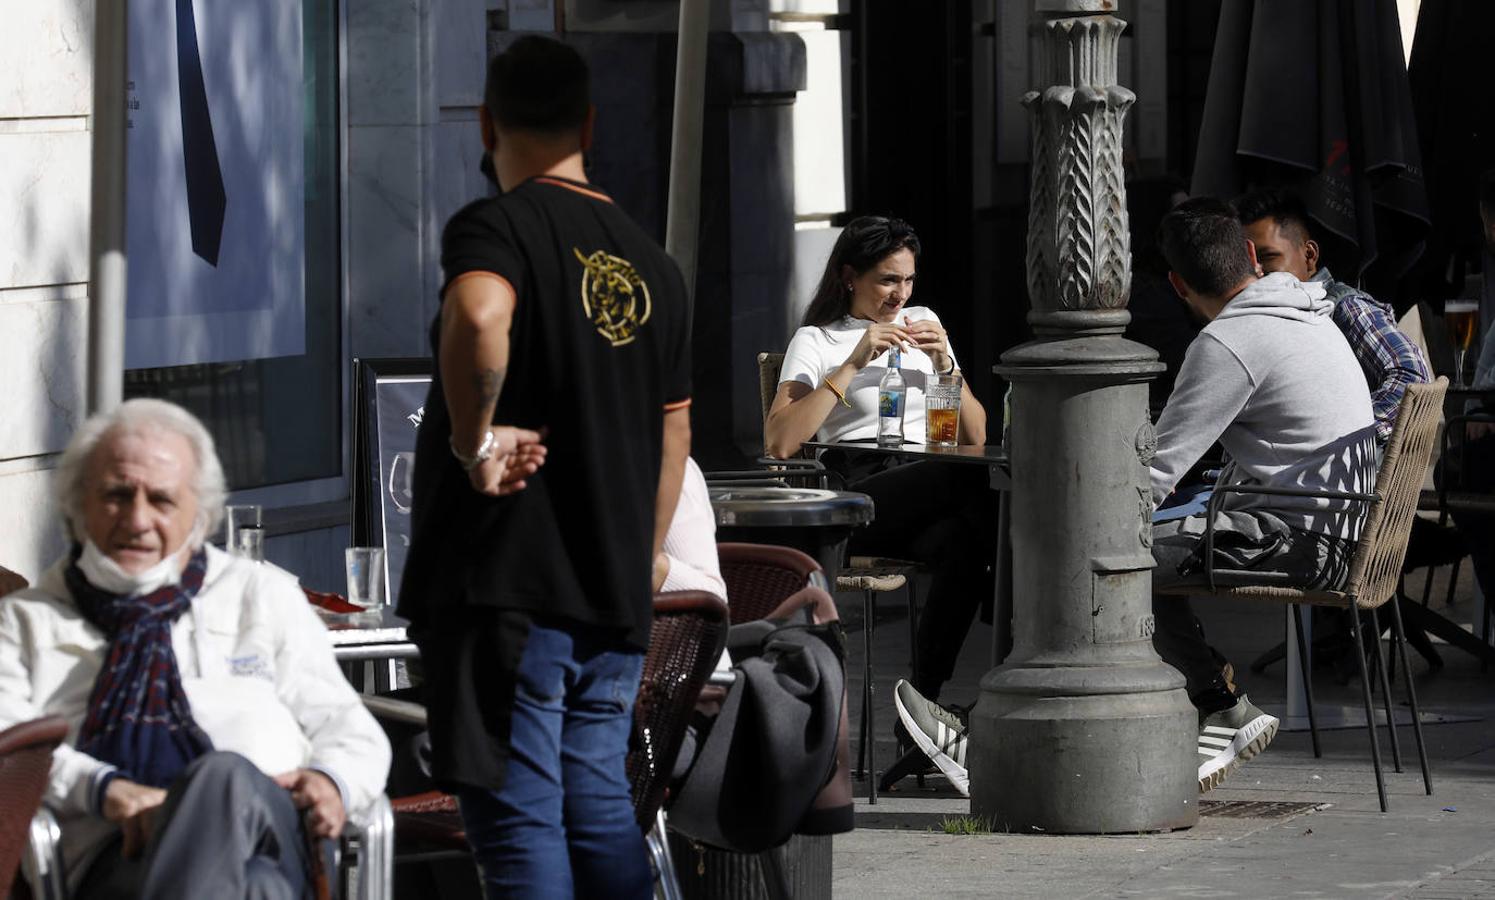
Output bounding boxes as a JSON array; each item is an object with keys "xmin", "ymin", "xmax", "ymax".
[{"xmin": 966, "ymin": 0, "xmax": 1197, "ymax": 834}]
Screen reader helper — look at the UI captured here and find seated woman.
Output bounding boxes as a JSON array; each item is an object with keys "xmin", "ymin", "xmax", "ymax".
[{"xmin": 763, "ymin": 215, "xmax": 994, "ymax": 706}]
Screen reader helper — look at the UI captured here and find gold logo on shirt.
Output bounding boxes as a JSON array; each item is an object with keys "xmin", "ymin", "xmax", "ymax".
[{"xmin": 574, "ymin": 248, "xmax": 652, "ymax": 347}]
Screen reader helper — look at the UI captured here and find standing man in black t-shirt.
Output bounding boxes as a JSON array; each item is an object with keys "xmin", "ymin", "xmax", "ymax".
[{"xmin": 399, "ymin": 36, "xmax": 691, "ymax": 899}]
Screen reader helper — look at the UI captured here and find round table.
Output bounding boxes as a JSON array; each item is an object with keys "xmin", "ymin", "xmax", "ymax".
[{"xmin": 708, "ymin": 486, "xmax": 874, "ymax": 584}]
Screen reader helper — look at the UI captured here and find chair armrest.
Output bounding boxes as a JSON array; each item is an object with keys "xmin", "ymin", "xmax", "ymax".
[
  {"xmin": 753, "ymin": 456, "xmax": 825, "ymax": 470},
  {"xmin": 360, "ymin": 695, "xmax": 428, "ymax": 728},
  {"xmin": 1211, "ymin": 483, "xmax": 1378, "ymax": 503},
  {"xmin": 1201, "ymin": 483, "xmax": 1376, "ymax": 590},
  {"xmin": 343, "ymin": 794, "xmax": 393, "ymax": 900},
  {"xmin": 23, "ymin": 808, "xmax": 65, "ymax": 900}
]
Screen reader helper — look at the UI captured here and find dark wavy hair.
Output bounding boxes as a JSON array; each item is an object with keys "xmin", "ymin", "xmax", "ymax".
[{"xmin": 801, "ymin": 216, "xmax": 921, "ymax": 328}]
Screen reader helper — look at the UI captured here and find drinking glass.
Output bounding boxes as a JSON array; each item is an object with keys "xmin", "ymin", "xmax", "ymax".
[
  {"xmin": 924, "ymin": 373, "xmax": 963, "ymax": 447},
  {"xmin": 224, "ymin": 505, "xmax": 263, "ymax": 557},
  {"xmin": 232, "ymin": 526, "xmax": 265, "ymax": 562},
  {"xmin": 345, "ymin": 547, "xmax": 387, "ymax": 609},
  {"xmin": 1446, "ymin": 300, "xmax": 1479, "ymax": 389}
]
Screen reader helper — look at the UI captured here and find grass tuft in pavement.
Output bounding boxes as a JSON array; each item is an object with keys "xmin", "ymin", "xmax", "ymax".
[{"xmin": 937, "ymin": 815, "xmax": 994, "ymax": 835}]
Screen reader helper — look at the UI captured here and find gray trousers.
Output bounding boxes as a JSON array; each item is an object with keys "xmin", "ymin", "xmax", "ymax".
[
  {"xmin": 76, "ymin": 752, "xmax": 323, "ymax": 900},
  {"xmin": 1150, "ymin": 509, "xmax": 1351, "ymax": 702}
]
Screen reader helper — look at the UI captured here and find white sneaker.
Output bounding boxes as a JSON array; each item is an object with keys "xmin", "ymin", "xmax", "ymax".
[
  {"xmin": 1197, "ymin": 694, "xmax": 1279, "ymax": 792},
  {"xmin": 893, "ymin": 680, "xmax": 970, "ymax": 797}
]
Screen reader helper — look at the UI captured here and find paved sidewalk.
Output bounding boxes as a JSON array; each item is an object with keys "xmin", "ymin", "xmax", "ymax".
[{"xmin": 833, "ymin": 565, "xmax": 1495, "ymax": 899}]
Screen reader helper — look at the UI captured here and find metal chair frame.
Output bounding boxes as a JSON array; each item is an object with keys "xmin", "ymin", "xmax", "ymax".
[
  {"xmin": 1159, "ymin": 378, "xmax": 1447, "ymax": 812},
  {"xmin": 23, "ymin": 795, "xmax": 394, "ymax": 900}
]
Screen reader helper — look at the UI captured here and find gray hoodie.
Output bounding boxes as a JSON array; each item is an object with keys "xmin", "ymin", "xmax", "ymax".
[{"xmin": 1150, "ymin": 271, "xmax": 1377, "ymax": 539}]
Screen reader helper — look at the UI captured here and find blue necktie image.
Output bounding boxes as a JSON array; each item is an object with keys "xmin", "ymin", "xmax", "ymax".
[{"xmin": 176, "ymin": 0, "xmax": 226, "ymax": 266}]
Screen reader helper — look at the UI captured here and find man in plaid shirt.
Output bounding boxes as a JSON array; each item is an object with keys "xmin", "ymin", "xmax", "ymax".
[{"xmin": 1236, "ymin": 189, "xmax": 1431, "ymax": 444}]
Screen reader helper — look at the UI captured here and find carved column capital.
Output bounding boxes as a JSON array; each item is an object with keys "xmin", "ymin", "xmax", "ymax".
[{"xmin": 1024, "ymin": 11, "xmax": 1133, "ymax": 333}]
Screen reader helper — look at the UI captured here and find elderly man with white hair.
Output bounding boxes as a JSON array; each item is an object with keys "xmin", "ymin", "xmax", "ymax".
[{"xmin": 0, "ymin": 399, "xmax": 390, "ymax": 899}]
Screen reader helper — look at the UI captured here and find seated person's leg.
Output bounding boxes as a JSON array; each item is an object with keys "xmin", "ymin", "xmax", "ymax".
[
  {"xmin": 559, "ymin": 630, "xmax": 651, "ymax": 900},
  {"xmin": 1151, "ymin": 517, "xmax": 1237, "ymax": 712},
  {"xmin": 138, "ymin": 752, "xmax": 310, "ymax": 900},
  {"xmin": 908, "ymin": 514, "xmax": 993, "ymax": 700},
  {"xmin": 456, "ymin": 622, "xmax": 572, "ymax": 899},
  {"xmin": 75, "ymin": 836, "xmax": 146, "ymax": 899},
  {"xmin": 843, "ymin": 461, "xmax": 998, "ymax": 701}
]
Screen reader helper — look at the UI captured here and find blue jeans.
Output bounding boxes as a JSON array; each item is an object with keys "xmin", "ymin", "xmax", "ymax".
[{"xmin": 456, "ymin": 619, "xmax": 651, "ymax": 900}]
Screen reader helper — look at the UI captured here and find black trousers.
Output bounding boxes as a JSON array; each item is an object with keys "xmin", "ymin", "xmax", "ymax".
[
  {"xmin": 830, "ymin": 453, "xmax": 999, "ymax": 701},
  {"xmin": 76, "ymin": 752, "xmax": 322, "ymax": 900}
]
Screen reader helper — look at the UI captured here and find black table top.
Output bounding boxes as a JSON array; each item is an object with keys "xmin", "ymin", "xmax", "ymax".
[
  {"xmin": 804, "ymin": 440, "xmax": 1009, "ymax": 467},
  {"xmin": 707, "ymin": 485, "xmax": 875, "ymax": 528}
]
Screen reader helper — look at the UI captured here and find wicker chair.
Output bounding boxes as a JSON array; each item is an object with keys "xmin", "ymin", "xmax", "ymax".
[
  {"xmin": 1157, "ymin": 378, "xmax": 1447, "ymax": 812},
  {"xmin": 1, "ymin": 716, "xmax": 67, "ymax": 900},
  {"xmin": 756, "ymin": 352, "xmax": 923, "ymax": 803}
]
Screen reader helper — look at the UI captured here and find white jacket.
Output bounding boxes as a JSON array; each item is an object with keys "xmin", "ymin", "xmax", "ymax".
[{"xmin": 0, "ymin": 545, "xmax": 392, "ymax": 880}]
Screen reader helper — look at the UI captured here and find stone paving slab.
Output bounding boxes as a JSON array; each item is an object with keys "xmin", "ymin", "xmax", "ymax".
[{"xmin": 831, "ymin": 566, "xmax": 1495, "ymax": 898}]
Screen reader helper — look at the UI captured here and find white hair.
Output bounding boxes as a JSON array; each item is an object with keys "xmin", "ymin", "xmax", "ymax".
[{"xmin": 56, "ymin": 398, "xmax": 228, "ymax": 546}]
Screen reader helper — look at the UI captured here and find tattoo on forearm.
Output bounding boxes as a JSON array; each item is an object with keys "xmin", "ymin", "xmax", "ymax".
[{"xmin": 474, "ymin": 367, "xmax": 505, "ymax": 411}]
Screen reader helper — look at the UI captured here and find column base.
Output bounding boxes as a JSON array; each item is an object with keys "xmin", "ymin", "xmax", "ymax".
[{"xmin": 969, "ymin": 663, "xmax": 1199, "ymax": 834}]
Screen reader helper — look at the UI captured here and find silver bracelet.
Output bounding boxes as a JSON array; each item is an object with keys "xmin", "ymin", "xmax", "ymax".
[{"xmin": 450, "ymin": 429, "xmax": 497, "ymax": 471}]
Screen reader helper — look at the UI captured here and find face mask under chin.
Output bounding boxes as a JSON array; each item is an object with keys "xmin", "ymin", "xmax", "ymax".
[{"xmin": 77, "ymin": 527, "xmax": 201, "ymax": 597}]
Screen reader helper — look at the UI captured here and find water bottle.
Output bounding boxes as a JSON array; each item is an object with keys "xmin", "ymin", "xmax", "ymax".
[{"xmin": 877, "ymin": 348, "xmax": 906, "ymax": 447}]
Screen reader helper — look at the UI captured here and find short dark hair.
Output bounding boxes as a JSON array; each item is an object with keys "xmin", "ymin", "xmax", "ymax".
[
  {"xmin": 1157, "ymin": 197, "xmax": 1257, "ymax": 298},
  {"xmin": 484, "ymin": 36, "xmax": 590, "ymax": 135},
  {"xmin": 1480, "ymin": 169, "xmax": 1495, "ymax": 218},
  {"xmin": 1234, "ymin": 187, "xmax": 1314, "ymax": 244},
  {"xmin": 801, "ymin": 216, "xmax": 922, "ymax": 327}
]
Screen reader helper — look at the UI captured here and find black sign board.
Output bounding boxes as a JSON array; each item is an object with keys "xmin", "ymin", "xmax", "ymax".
[{"xmin": 352, "ymin": 357, "xmax": 432, "ymax": 599}]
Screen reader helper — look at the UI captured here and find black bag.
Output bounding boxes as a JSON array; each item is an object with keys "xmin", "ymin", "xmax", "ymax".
[{"xmin": 667, "ymin": 606, "xmax": 849, "ymax": 854}]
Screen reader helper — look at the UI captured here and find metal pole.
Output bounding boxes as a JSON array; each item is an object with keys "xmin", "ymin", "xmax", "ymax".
[
  {"xmin": 967, "ymin": 0, "xmax": 1197, "ymax": 834},
  {"xmin": 664, "ymin": 0, "xmax": 710, "ymax": 302},
  {"xmin": 88, "ymin": 0, "xmax": 129, "ymax": 414}
]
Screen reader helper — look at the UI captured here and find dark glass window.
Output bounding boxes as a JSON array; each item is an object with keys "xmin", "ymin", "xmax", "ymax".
[{"xmin": 126, "ymin": 1, "xmax": 341, "ymax": 489}]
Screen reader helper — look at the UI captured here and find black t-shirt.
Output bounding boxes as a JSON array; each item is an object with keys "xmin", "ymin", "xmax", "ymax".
[{"xmin": 399, "ymin": 176, "xmax": 691, "ymax": 649}]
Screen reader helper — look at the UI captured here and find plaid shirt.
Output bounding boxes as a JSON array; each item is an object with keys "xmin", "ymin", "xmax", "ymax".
[{"xmin": 1316, "ymin": 270, "xmax": 1432, "ymax": 444}]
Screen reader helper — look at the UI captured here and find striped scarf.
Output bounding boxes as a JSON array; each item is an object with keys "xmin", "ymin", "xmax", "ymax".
[{"xmin": 66, "ymin": 546, "xmax": 214, "ymax": 788}]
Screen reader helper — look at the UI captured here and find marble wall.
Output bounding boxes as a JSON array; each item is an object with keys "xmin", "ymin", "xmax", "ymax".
[
  {"xmin": 0, "ymin": 0, "xmax": 805, "ymax": 582},
  {"xmin": 0, "ymin": 1, "xmax": 93, "ymax": 580}
]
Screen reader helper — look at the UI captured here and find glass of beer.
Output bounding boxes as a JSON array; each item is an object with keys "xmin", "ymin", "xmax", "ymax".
[
  {"xmin": 925, "ymin": 374, "xmax": 962, "ymax": 447},
  {"xmin": 1446, "ymin": 300, "xmax": 1479, "ymax": 388}
]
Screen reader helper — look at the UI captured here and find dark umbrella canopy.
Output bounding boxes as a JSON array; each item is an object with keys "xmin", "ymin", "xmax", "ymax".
[
  {"xmin": 1407, "ymin": 0, "xmax": 1495, "ymax": 307},
  {"xmin": 1192, "ymin": 0, "xmax": 1429, "ymax": 285}
]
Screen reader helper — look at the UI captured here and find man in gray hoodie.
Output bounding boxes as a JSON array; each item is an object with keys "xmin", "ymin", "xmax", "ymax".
[{"xmin": 1151, "ymin": 198, "xmax": 1379, "ymax": 792}]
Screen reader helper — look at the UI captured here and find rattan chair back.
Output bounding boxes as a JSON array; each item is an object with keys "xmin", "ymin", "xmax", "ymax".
[
  {"xmin": 1343, "ymin": 378, "xmax": 1447, "ymax": 609},
  {"xmin": 0, "ymin": 716, "xmax": 67, "ymax": 895},
  {"xmin": 627, "ymin": 590, "xmax": 729, "ymax": 831},
  {"xmin": 717, "ymin": 543, "xmax": 823, "ymax": 626},
  {"xmin": 757, "ymin": 352, "xmax": 785, "ymax": 426}
]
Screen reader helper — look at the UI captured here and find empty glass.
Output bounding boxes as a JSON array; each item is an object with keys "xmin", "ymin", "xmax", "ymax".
[
  {"xmin": 224, "ymin": 505, "xmax": 263, "ymax": 558},
  {"xmin": 232, "ymin": 526, "xmax": 265, "ymax": 562},
  {"xmin": 345, "ymin": 547, "xmax": 387, "ymax": 609}
]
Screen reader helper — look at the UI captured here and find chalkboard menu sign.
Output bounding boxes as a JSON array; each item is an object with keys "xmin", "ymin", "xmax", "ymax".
[{"xmin": 352, "ymin": 358, "xmax": 432, "ymax": 600}]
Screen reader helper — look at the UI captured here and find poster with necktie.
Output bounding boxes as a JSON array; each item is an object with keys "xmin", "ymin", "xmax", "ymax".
[{"xmin": 125, "ymin": 0, "xmax": 305, "ymax": 369}]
